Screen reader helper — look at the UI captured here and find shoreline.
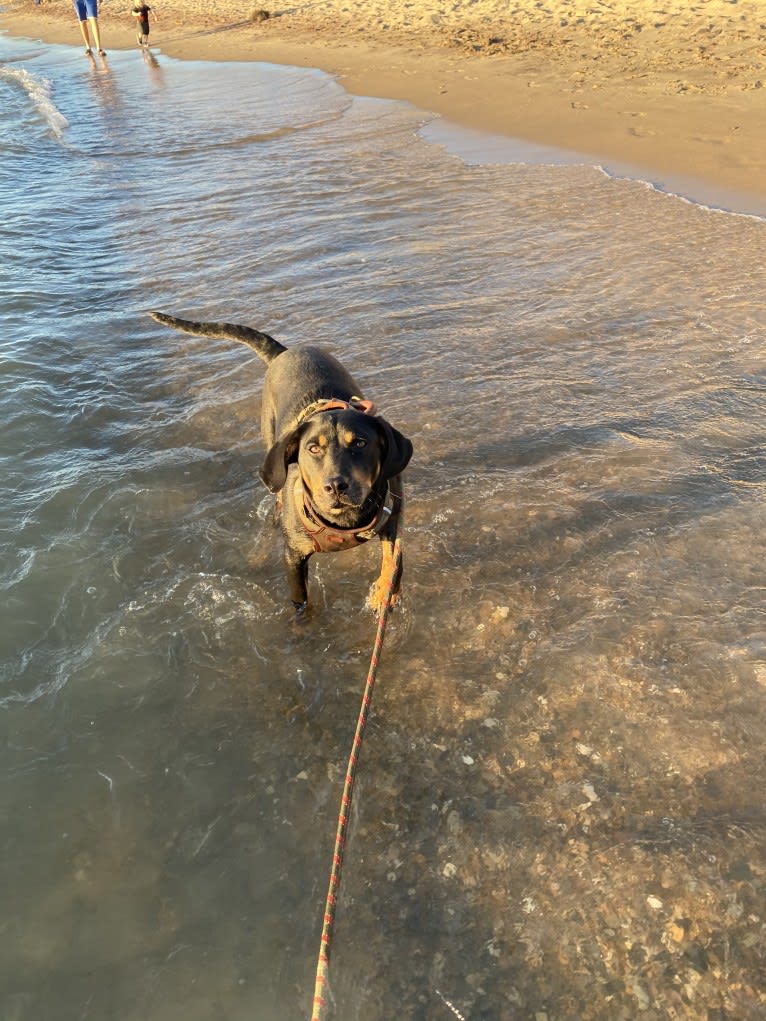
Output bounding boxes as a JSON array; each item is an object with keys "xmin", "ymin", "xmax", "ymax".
[{"xmin": 3, "ymin": 0, "xmax": 766, "ymax": 216}]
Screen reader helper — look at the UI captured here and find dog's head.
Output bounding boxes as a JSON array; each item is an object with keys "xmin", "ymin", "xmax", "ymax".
[{"xmin": 260, "ymin": 409, "xmax": 412, "ymax": 524}]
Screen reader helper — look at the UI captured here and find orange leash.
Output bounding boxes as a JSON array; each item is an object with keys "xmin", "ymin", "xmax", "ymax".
[{"xmin": 310, "ymin": 539, "xmax": 403, "ymax": 1021}]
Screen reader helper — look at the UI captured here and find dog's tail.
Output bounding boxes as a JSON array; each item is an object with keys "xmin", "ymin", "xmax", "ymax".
[{"xmin": 149, "ymin": 311, "xmax": 287, "ymax": 363}]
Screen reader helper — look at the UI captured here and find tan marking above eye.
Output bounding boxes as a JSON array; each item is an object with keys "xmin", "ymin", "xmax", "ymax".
[{"xmin": 342, "ymin": 431, "xmax": 356, "ymax": 445}]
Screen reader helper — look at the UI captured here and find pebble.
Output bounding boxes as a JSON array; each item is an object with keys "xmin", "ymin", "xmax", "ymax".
[
  {"xmin": 446, "ymin": 810, "xmax": 463, "ymax": 835},
  {"xmin": 669, "ymin": 921, "xmax": 686, "ymax": 942}
]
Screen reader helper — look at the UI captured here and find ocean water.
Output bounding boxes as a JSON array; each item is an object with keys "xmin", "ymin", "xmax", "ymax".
[{"xmin": 2, "ymin": 31, "xmax": 765, "ymax": 1021}]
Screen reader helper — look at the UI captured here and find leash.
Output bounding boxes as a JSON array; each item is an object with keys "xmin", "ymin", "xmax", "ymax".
[{"xmin": 310, "ymin": 538, "xmax": 404, "ymax": 1021}]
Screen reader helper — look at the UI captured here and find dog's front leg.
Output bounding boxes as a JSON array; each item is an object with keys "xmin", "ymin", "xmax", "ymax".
[
  {"xmin": 368, "ymin": 530, "xmax": 402, "ymax": 615},
  {"xmin": 285, "ymin": 547, "xmax": 311, "ymax": 612}
]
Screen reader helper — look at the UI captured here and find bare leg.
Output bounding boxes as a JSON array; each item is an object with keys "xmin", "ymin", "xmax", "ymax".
[
  {"xmin": 77, "ymin": 18, "xmax": 92, "ymax": 49},
  {"xmin": 88, "ymin": 16, "xmax": 104, "ymax": 53}
]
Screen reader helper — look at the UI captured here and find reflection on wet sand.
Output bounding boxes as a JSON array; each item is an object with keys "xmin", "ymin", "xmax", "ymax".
[{"xmin": 141, "ymin": 46, "xmax": 165, "ymax": 88}]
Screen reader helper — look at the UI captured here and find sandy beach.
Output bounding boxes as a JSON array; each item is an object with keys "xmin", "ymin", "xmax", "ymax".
[{"xmin": 3, "ymin": 0, "xmax": 766, "ymax": 212}]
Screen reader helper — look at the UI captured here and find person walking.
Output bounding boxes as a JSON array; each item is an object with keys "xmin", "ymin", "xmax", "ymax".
[
  {"xmin": 132, "ymin": 0, "xmax": 156, "ymax": 46},
  {"xmin": 72, "ymin": 0, "xmax": 106, "ymax": 55}
]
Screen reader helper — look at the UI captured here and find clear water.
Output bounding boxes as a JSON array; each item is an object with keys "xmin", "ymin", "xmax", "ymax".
[{"xmin": 1, "ymin": 32, "xmax": 765, "ymax": 1021}]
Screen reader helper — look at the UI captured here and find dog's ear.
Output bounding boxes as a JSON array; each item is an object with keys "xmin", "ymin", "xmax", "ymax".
[
  {"xmin": 260, "ymin": 427, "xmax": 302, "ymax": 493},
  {"xmin": 377, "ymin": 419, "xmax": 413, "ymax": 479}
]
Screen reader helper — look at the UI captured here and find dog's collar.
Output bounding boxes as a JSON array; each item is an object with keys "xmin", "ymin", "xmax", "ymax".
[
  {"xmin": 296, "ymin": 478, "xmax": 400, "ymax": 554},
  {"xmin": 295, "ymin": 395, "xmax": 377, "ymax": 425}
]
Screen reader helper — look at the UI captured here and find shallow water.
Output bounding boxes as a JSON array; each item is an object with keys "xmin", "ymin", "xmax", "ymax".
[{"xmin": 1, "ymin": 31, "xmax": 765, "ymax": 1021}]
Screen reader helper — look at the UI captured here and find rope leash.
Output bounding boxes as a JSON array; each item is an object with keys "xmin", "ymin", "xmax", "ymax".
[{"xmin": 310, "ymin": 538, "xmax": 403, "ymax": 1021}]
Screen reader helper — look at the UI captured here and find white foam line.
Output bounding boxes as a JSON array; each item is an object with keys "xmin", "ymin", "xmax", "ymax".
[
  {"xmin": 419, "ymin": 116, "xmax": 766, "ymax": 222},
  {"xmin": 0, "ymin": 64, "xmax": 69, "ymax": 139}
]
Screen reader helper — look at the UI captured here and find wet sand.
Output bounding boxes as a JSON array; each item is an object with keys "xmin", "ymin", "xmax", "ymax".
[{"xmin": 3, "ymin": 0, "xmax": 766, "ymax": 212}]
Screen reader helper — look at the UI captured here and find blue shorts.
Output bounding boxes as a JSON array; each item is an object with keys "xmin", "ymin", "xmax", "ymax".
[{"xmin": 73, "ymin": 0, "xmax": 98, "ymax": 19}]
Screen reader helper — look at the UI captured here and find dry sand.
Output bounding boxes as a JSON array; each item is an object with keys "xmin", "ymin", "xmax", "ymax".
[{"xmin": 3, "ymin": 0, "xmax": 766, "ymax": 213}]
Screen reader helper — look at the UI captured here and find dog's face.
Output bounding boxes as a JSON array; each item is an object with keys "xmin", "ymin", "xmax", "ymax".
[
  {"xmin": 298, "ymin": 410, "xmax": 384, "ymax": 525},
  {"xmin": 260, "ymin": 409, "xmax": 413, "ymax": 517}
]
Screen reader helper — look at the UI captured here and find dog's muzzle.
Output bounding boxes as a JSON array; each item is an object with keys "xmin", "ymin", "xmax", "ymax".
[{"xmin": 296, "ymin": 478, "xmax": 399, "ymax": 554}]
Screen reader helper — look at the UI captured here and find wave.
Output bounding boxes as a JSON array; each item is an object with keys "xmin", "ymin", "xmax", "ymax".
[
  {"xmin": 420, "ymin": 117, "xmax": 766, "ymax": 220},
  {"xmin": 0, "ymin": 64, "xmax": 69, "ymax": 139}
]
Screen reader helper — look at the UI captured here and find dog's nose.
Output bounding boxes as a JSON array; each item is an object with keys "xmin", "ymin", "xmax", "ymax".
[{"xmin": 324, "ymin": 476, "xmax": 349, "ymax": 495}]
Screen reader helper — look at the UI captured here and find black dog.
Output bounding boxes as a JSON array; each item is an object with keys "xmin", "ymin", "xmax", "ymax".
[{"xmin": 150, "ymin": 312, "xmax": 413, "ymax": 614}]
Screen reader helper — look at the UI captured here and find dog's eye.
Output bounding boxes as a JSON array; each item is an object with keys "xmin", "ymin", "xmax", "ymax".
[
  {"xmin": 306, "ymin": 442, "xmax": 323, "ymax": 455},
  {"xmin": 350, "ymin": 438, "xmax": 367, "ymax": 450}
]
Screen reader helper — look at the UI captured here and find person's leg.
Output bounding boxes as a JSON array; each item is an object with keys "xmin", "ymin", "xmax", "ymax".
[
  {"xmin": 82, "ymin": 0, "xmax": 104, "ymax": 53},
  {"xmin": 77, "ymin": 18, "xmax": 92, "ymax": 49},
  {"xmin": 73, "ymin": 0, "xmax": 93, "ymax": 49},
  {"xmin": 88, "ymin": 16, "xmax": 104, "ymax": 52}
]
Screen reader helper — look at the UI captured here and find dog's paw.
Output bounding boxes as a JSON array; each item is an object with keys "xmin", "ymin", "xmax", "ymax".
[{"xmin": 367, "ymin": 577, "xmax": 401, "ymax": 616}]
